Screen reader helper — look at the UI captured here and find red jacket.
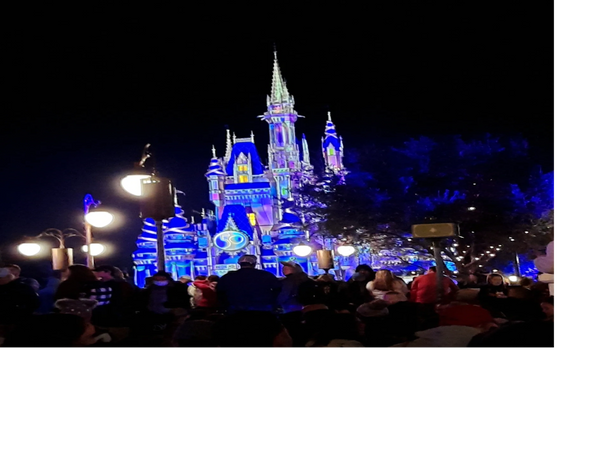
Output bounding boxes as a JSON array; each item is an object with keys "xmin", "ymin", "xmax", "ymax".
[
  {"xmin": 410, "ymin": 273, "xmax": 458, "ymax": 304},
  {"xmin": 192, "ymin": 281, "xmax": 217, "ymax": 308}
]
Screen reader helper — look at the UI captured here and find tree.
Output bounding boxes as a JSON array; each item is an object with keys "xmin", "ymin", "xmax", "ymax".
[{"xmin": 296, "ymin": 134, "xmax": 554, "ymax": 275}]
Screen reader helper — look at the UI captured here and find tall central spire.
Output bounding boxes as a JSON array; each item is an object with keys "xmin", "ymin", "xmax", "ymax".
[{"xmin": 269, "ymin": 51, "xmax": 290, "ymax": 105}]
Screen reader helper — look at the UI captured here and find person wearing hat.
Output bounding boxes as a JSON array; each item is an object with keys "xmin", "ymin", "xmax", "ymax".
[
  {"xmin": 216, "ymin": 255, "xmax": 282, "ymax": 314},
  {"xmin": 276, "ymin": 261, "xmax": 310, "ymax": 314}
]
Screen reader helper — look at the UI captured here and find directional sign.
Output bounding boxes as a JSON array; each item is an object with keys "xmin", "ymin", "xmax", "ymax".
[{"xmin": 411, "ymin": 223, "xmax": 457, "ymax": 238}]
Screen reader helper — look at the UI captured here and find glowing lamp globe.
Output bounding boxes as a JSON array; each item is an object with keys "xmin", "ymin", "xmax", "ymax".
[
  {"xmin": 120, "ymin": 174, "xmax": 151, "ymax": 196},
  {"xmin": 337, "ymin": 245, "xmax": 356, "ymax": 257},
  {"xmin": 85, "ymin": 211, "xmax": 114, "ymax": 228},
  {"xmin": 82, "ymin": 243, "xmax": 105, "ymax": 256},
  {"xmin": 508, "ymin": 275, "xmax": 519, "ymax": 283},
  {"xmin": 293, "ymin": 245, "xmax": 313, "ymax": 257},
  {"xmin": 18, "ymin": 243, "xmax": 41, "ymax": 256}
]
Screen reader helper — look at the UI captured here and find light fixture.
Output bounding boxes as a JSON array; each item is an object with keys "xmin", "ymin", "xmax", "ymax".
[
  {"xmin": 337, "ymin": 245, "xmax": 356, "ymax": 256},
  {"xmin": 85, "ymin": 211, "xmax": 114, "ymax": 228},
  {"xmin": 120, "ymin": 174, "xmax": 151, "ymax": 196},
  {"xmin": 468, "ymin": 207, "xmax": 476, "ymax": 211},
  {"xmin": 18, "ymin": 243, "xmax": 42, "ymax": 256},
  {"xmin": 293, "ymin": 244, "xmax": 313, "ymax": 257},
  {"xmin": 508, "ymin": 275, "xmax": 519, "ymax": 283},
  {"xmin": 82, "ymin": 243, "xmax": 105, "ymax": 256}
]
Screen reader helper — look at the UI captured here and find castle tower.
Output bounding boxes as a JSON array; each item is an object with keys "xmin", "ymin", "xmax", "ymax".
[
  {"xmin": 259, "ymin": 51, "xmax": 302, "ymax": 205},
  {"xmin": 322, "ymin": 111, "xmax": 345, "ymax": 175},
  {"xmin": 206, "ymin": 145, "xmax": 226, "ymax": 219}
]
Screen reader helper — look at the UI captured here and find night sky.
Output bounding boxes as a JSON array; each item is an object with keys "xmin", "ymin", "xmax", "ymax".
[{"xmin": 0, "ymin": 4, "xmax": 553, "ymax": 272}]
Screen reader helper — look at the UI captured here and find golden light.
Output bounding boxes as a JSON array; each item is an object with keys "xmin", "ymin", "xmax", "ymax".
[
  {"xmin": 85, "ymin": 211, "xmax": 114, "ymax": 228},
  {"xmin": 337, "ymin": 245, "xmax": 356, "ymax": 256},
  {"xmin": 293, "ymin": 245, "xmax": 313, "ymax": 257},
  {"xmin": 18, "ymin": 243, "xmax": 42, "ymax": 256},
  {"xmin": 120, "ymin": 174, "xmax": 151, "ymax": 196},
  {"xmin": 82, "ymin": 243, "xmax": 105, "ymax": 256}
]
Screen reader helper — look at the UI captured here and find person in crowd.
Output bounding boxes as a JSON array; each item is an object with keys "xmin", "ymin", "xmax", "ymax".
[
  {"xmin": 385, "ymin": 292, "xmax": 420, "ymax": 342},
  {"xmin": 191, "ymin": 276, "xmax": 218, "ymax": 310},
  {"xmin": 541, "ymin": 296, "xmax": 554, "ymax": 321},
  {"xmin": 276, "ymin": 261, "xmax": 310, "ymax": 314},
  {"xmin": 90, "ymin": 265, "xmax": 138, "ymax": 342},
  {"xmin": 366, "ymin": 269, "xmax": 408, "ymax": 302},
  {"xmin": 410, "ymin": 265, "xmax": 458, "ymax": 330},
  {"xmin": 132, "ymin": 271, "xmax": 191, "ymax": 345},
  {"xmin": 54, "ymin": 265, "xmax": 98, "ymax": 301},
  {"xmin": 410, "ymin": 265, "xmax": 459, "ymax": 305},
  {"xmin": 477, "ymin": 273, "xmax": 509, "ymax": 317},
  {"xmin": 339, "ymin": 264, "xmax": 376, "ymax": 310},
  {"xmin": 390, "ymin": 303, "xmax": 498, "ymax": 347},
  {"xmin": 457, "ymin": 273, "xmax": 483, "ymax": 289},
  {"xmin": 216, "ymin": 255, "xmax": 281, "ymax": 313},
  {"xmin": 211, "ymin": 311, "xmax": 293, "ymax": 347},
  {"xmin": 1, "ymin": 264, "xmax": 40, "ymax": 292},
  {"xmin": 36, "ymin": 270, "xmax": 62, "ymax": 313},
  {"xmin": 176, "ymin": 275, "xmax": 194, "ymax": 306},
  {"xmin": 2, "ymin": 313, "xmax": 97, "ymax": 347},
  {"xmin": 207, "ymin": 275, "xmax": 220, "ymax": 289},
  {"xmin": 0, "ymin": 267, "xmax": 40, "ymax": 335},
  {"xmin": 306, "ymin": 313, "xmax": 364, "ymax": 347}
]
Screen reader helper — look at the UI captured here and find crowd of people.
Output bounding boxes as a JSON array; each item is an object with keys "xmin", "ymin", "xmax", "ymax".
[{"xmin": 0, "ymin": 256, "xmax": 553, "ymax": 347}]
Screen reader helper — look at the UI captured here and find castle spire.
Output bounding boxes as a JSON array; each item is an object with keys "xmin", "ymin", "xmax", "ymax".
[
  {"xmin": 270, "ymin": 51, "xmax": 290, "ymax": 105},
  {"xmin": 211, "ymin": 145, "xmax": 217, "ymax": 159},
  {"xmin": 225, "ymin": 129, "xmax": 232, "ymax": 163}
]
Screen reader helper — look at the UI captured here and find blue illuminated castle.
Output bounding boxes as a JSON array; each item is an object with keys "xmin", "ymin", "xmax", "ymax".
[{"xmin": 132, "ymin": 52, "xmax": 349, "ymax": 286}]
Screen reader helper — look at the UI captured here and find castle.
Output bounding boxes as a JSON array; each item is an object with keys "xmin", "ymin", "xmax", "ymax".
[{"xmin": 131, "ymin": 52, "xmax": 356, "ymax": 286}]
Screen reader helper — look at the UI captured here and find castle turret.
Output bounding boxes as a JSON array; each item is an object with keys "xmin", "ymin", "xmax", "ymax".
[
  {"xmin": 206, "ymin": 145, "xmax": 226, "ymax": 218},
  {"xmin": 322, "ymin": 111, "xmax": 345, "ymax": 175}
]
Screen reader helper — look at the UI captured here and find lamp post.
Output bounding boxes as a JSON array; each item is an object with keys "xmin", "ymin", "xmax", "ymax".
[
  {"xmin": 18, "ymin": 195, "xmax": 113, "ymax": 270},
  {"xmin": 121, "ymin": 144, "xmax": 174, "ymax": 272}
]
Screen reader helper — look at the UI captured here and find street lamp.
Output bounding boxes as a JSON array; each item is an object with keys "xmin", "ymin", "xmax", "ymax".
[
  {"xmin": 292, "ymin": 244, "xmax": 313, "ymax": 257},
  {"xmin": 121, "ymin": 144, "xmax": 174, "ymax": 272},
  {"xmin": 17, "ymin": 243, "xmax": 42, "ymax": 256},
  {"xmin": 82, "ymin": 243, "xmax": 105, "ymax": 256},
  {"xmin": 83, "ymin": 194, "xmax": 114, "ymax": 269},
  {"xmin": 18, "ymin": 195, "xmax": 114, "ymax": 270},
  {"xmin": 336, "ymin": 245, "xmax": 356, "ymax": 256}
]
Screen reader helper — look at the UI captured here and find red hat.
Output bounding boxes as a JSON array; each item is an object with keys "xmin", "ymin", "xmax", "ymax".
[{"xmin": 438, "ymin": 304, "xmax": 494, "ymax": 328}]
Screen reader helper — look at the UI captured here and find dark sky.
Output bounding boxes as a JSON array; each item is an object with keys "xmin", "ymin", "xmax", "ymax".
[{"xmin": 0, "ymin": 4, "xmax": 553, "ymax": 271}]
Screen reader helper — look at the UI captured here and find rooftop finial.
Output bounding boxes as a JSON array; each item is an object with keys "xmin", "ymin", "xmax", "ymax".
[
  {"xmin": 328, "ymin": 111, "xmax": 332, "ymax": 122},
  {"xmin": 250, "ymin": 130, "xmax": 254, "ymax": 143},
  {"xmin": 270, "ymin": 51, "xmax": 290, "ymax": 105},
  {"xmin": 211, "ymin": 145, "xmax": 217, "ymax": 158}
]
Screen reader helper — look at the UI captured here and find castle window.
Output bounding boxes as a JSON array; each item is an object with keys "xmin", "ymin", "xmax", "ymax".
[
  {"xmin": 239, "ymin": 175, "xmax": 249, "ymax": 183},
  {"xmin": 238, "ymin": 165, "xmax": 248, "ymax": 172}
]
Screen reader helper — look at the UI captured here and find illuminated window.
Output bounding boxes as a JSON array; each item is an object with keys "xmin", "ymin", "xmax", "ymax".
[
  {"xmin": 239, "ymin": 175, "xmax": 249, "ymax": 183},
  {"xmin": 238, "ymin": 165, "xmax": 248, "ymax": 172},
  {"xmin": 328, "ymin": 147, "xmax": 336, "ymax": 156},
  {"xmin": 248, "ymin": 213, "xmax": 257, "ymax": 225},
  {"xmin": 282, "ymin": 188, "xmax": 288, "ymax": 196}
]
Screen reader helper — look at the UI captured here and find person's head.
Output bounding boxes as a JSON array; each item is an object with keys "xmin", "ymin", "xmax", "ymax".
[
  {"xmin": 427, "ymin": 265, "xmax": 438, "ymax": 274},
  {"xmin": 520, "ymin": 277, "xmax": 533, "ymax": 288},
  {"xmin": 3, "ymin": 314, "xmax": 96, "ymax": 347},
  {"xmin": 488, "ymin": 274, "xmax": 505, "ymax": 286},
  {"xmin": 2, "ymin": 264, "xmax": 21, "ymax": 278},
  {"xmin": 178, "ymin": 275, "xmax": 192, "ymax": 284},
  {"xmin": 211, "ymin": 311, "xmax": 292, "ymax": 347},
  {"xmin": 281, "ymin": 261, "xmax": 302, "ymax": 276},
  {"xmin": 354, "ymin": 264, "xmax": 375, "ymax": 282},
  {"xmin": 0, "ymin": 267, "xmax": 16, "ymax": 285},
  {"xmin": 195, "ymin": 275, "xmax": 208, "ymax": 281},
  {"xmin": 152, "ymin": 271, "xmax": 172, "ymax": 287},
  {"xmin": 66, "ymin": 265, "xmax": 97, "ymax": 283},
  {"xmin": 94, "ymin": 265, "xmax": 119, "ymax": 281},
  {"xmin": 207, "ymin": 275, "xmax": 220, "ymax": 283},
  {"xmin": 373, "ymin": 269, "xmax": 395, "ymax": 290},
  {"xmin": 541, "ymin": 297, "xmax": 554, "ymax": 320},
  {"xmin": 238, "ymin": 254, "xmax": 258, "ymax": 268}
]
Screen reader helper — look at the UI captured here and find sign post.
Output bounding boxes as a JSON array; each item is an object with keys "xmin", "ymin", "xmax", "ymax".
[{"xmin": 411, "ymin": 223, "xmax": 458, "ymax": 303}]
